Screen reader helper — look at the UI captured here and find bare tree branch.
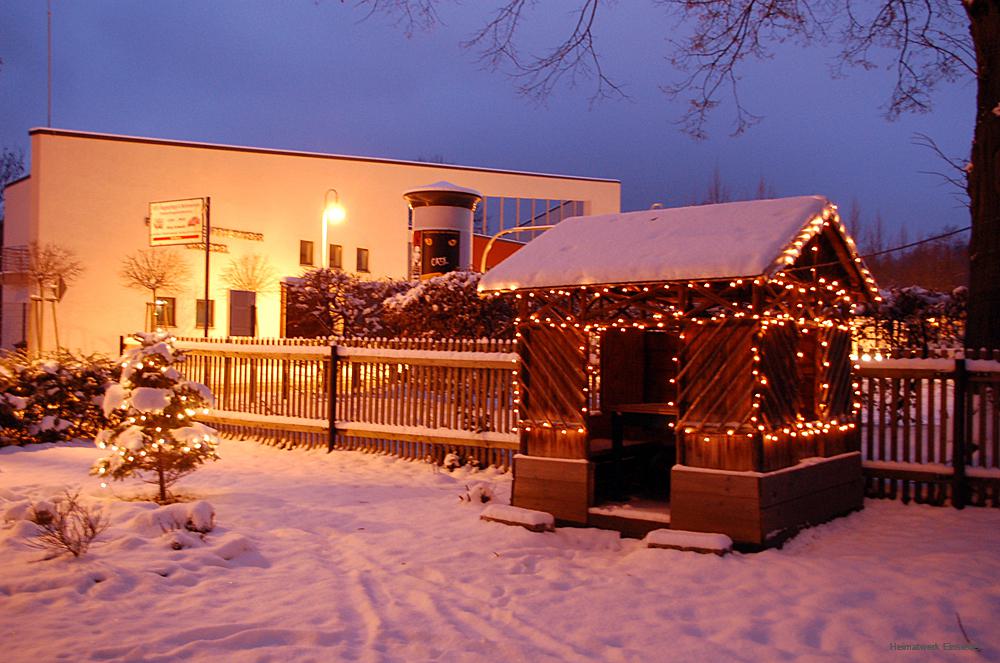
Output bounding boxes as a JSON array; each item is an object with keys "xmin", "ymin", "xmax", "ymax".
[
  {"xmin": 837, "ymin": 0, "xmax": 973, "ymax": 118},
  {"xmin": 462, "ymin": 0, "xmax": 626, "ymax": 104},
  {"xmin": 0, "ymin": 147, "xmax": 25, "ymax": 213},
  {"xmin": 120, "ymin": 249, "xmax": 191, "ymax": 303},
  {"xmin": 353, "ymin": 0, "xmax": 443, "ymax": 37},
  {"xmin": 360, "ymin": 1, "xmax": 972, "ymax": 138},
  {"xmin": 27, "ymin": 242, "xmax": 83, "ymax": 294},
  {"xmin": 221, "ymin": 254, "xmax": 277, "ymax": 293},
  {"xmin": 911, "ymin": 131, "xmax": 971, "ymax": 208}
]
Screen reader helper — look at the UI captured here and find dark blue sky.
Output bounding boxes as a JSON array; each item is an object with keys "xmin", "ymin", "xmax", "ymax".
[{"xmin": 1, "ymin": 2, "xmax": 973, "ymax": 241}]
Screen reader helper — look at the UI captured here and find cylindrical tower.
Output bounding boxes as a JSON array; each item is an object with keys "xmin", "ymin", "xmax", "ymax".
[{"xmin": 403, "ymin": 181, "xmax": 482, "ymax": 279}]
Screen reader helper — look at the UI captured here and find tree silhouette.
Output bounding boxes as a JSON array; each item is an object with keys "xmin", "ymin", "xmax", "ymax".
[{"xmin": 360, "ymin": 1, "xmax": 997, "ymax": 349}]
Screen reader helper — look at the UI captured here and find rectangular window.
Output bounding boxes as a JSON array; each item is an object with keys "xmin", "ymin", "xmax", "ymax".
[
  {"xmin": 196, "ymin": 299, "xmax": 215, "ymax": 328},
  {"xmin": 154, "ymin": 297, "xmax": 176, "ymax": 328},
  {"xmin": 299, "ymin": 240, "xmax": 314, "ymax": 266},
  {"xmin": 329, "ymin": 244, "xmax": 343, "ymax": 269},
  {"xmin": 356, "ymin": 247, "xmax": 370, "ymax": 273}
]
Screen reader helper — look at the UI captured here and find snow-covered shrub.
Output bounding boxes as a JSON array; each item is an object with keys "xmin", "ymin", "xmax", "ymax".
[
  {"xmin": 442, "ymin": 450, "xmax": 483, "ymax": 472},
  {"xmin": 284, "ymin": 268, "xmax": 408, "ymax": 338},
  {"xmin": 443, "ymin": 452, "xmax": 462, "ymax": 471},
  {"xmin": 24, "ymin": 489, "xmax": 109, "ymax": 559},
  {"xmin": 856, "ymin": 286, "xmax": 966, "ymax": 355},
  {"xmin": 381, "ymin": 271, "xmax": 515, "ymax": 339},
  {"xmin": 91, "ymin": 333, "xmax": 220, "ymax": 503},
  {"xmin": 459, "ymin": 481, "xmax": 494, "ymax": 504},
  {"xmin": 284, "ymin": 269, "xmax": 515, "ymax": 340},
  {"xmin": 0, "ymin": 350, "xmax": 118, "ymax": 446},
  {"xmin": 153, "ymin": 501, "xmax": 215, "ymax": 534}
]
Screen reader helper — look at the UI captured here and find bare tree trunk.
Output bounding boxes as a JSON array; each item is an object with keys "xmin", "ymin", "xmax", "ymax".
[
  {"xmin": 157, "ymin": 455, "xmax": 167, "ymax": 503},
  {"xmin": 965, "ymin": 2, "xmax": 1000, "ymax": 350},
  {"xmin": 51, "ymin": 296, "xmax": 60, "ymax": 352},
  {"xmin": 35, "ymin": 282, "xmax": 45, "ymax": 355},
  {"xmin": 150, "ymin": 287, "xmax": 158, "ymax": 332}
]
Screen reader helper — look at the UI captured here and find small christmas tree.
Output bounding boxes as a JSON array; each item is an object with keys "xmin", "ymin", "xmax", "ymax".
[{"xmin": 91, "ymin": 332, "xmax": 219, "ymax": 503}]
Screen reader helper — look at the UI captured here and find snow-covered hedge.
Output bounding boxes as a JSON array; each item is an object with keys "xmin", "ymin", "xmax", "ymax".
[
  {"xmin": 284, "ymin": 269, "xmax": 409, "ymax": 338},
  {"xmin": 285, "ymin": 269, "xmax": 515, "ymax": 339},
  {"xmin": 0, "ymin": 351, "xmax": 119, "ymax": 446},
  {"xmin": 382, "ymin": 271, "xmax": 516, "ymax": 339},
  {"xmin": 856, "ymin": 286, "xmax": 966, "ymax": 354}
]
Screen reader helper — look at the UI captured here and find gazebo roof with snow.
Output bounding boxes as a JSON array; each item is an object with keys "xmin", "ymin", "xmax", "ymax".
[{"xmin": 478, "ymin": 195, "xmax": 877, "ymax": 299}]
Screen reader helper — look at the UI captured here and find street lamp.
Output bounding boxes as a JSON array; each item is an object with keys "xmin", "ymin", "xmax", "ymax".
[{"xmin": 322, "ymin": 188, "xmax": 347, "ymax": 268}]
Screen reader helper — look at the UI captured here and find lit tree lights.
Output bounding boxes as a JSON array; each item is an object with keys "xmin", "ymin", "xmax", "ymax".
[{"xmin": 91, "ymin": 332, "xmax": 219, "ymax": 503}]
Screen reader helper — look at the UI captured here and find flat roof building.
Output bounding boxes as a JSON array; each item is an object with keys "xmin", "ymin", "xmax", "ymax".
[{"xmin": 1, "ymin": 128, "xmax": 619, "ymax": 356}]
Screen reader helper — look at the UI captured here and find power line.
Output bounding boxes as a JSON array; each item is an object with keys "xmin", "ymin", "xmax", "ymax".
[
  {"xmin": 860, "ymin": 225, "xmax": 970, "ymax": 260},
  {"xmin": 782, "ymin": 224, "xmax": 970, "ymax": 275}
]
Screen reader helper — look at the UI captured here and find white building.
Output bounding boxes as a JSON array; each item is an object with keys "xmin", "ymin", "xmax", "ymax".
[{"xmin": 1, "ymin": 128, "xmax": 620, "ymax": 356}]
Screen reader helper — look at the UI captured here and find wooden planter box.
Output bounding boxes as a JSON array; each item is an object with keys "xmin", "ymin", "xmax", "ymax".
[{"xmin": 670, "ymin": 451, "xmax": 863, "ymax": 546}]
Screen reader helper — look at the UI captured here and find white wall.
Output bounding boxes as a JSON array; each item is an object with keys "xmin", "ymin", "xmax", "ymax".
[{"xmin": 4, "ymin": 129, "xmax": 620, "ymax": 356}]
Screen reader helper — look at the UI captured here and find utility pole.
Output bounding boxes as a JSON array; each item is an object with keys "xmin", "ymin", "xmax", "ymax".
[{"xmin": 47, "ymin": 0, "xmax": 52, "ymax": 126}]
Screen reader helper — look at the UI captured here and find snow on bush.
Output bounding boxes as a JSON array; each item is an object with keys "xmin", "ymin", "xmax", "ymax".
[
  {"xmin": 91, "ymin": 333, "xmax": 219, "ymax": 503},
  {"xmin": 381, "ymin": 271, "xmax": 515, "ymax": 339},
  {"xmin": 283, "ymin": 268, "xmax": 515, "ymax": 340},
  {"xmin": 459, "ymin": 481, "xmax": 495, "ymax": 504},
  {"xmin": 27, "ymin": 492, "xmax": 109, "ymax": 559},
  {"xmin": 0, "ymin": 350, "xmax": 118, "ymax": 445},
  {"xmin": 129, "ymin": 500, "xmax": 216, "ymax": 536},
  {"xmin": 284, "ymin": 268, "xmax": 408, "ymax": 338},
  {"xmin": 857, "ymin": 286, "xmax": 966, "ymax": 354},
  {"xmin": 16, "ymin": 490, "xmax": 110, "ymax": 559}
]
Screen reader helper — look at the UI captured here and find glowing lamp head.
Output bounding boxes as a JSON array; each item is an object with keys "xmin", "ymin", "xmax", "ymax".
[{"xmin": 323, "ymin": 202, "xmax": 347, "ymax": 225}]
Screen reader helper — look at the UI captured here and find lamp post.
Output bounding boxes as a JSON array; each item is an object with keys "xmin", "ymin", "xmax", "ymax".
[
  {"xmin": 479, "ymin": 225, "xmax": 555, "ymax": 273},
  {"xmin": 322, "ymin": 189, "xmax": 347, "ymax": 268}
]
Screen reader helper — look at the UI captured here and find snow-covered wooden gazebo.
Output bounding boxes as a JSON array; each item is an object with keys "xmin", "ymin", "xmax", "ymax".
[{"xmin": 479, "ymin": 195, "xmax": 880, "ymax": 546}]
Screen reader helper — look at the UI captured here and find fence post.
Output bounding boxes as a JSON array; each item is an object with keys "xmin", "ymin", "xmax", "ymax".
[
  {"xmin": 328, "ymin": 343, "xmax": 339, "ymax": 453},
  {"xmin": 118, "ymin": 335, "xmax": 125, "ymax": 357},
  {"xmin": 951, "ymin": 358, "xmax": 968, "ymax": 509}
]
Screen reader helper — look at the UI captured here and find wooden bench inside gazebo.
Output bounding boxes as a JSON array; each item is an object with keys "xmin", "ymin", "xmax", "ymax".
[{"xmin": 479, "ymin": 196, "xmax": 880, "ymax": 547}]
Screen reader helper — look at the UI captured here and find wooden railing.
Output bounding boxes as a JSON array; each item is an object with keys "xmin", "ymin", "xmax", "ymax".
[
  {"xmin": 173, "ymin": 336, "xmax": 520, "ymax": 468},
  {"xmin": 857, "ymin": 350, "xmax": 1000, "ymax": 507}
]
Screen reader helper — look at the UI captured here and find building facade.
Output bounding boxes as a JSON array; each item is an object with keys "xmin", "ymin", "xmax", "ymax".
[{"xmin": 1, "ymin": 129, "xmax": 619, "ymax": 356}]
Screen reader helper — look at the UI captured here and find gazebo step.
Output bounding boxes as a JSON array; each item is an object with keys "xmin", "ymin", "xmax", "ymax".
[{"xmin": 587, "ymin": 503, "xmax": 671, "ymax": 539}]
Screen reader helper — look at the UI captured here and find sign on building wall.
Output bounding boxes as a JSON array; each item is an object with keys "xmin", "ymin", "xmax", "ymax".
[{"xmin": 149, "ymin": 198, "xmax": 206, "ymax": 247}]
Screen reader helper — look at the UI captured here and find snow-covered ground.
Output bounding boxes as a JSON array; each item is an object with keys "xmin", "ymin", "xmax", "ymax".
[{"xmin": 2, "ymin": 440, "xmax": 998, "ymax": 662}]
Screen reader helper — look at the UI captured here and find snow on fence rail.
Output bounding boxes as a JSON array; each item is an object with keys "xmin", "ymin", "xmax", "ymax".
[
  {"xmin": 171, "ymin": 336, "xmax": 520, "ymax": 468},
  {"xmin": 857, "ymin": 349, "xmax": 1000, "ymax": 508}
]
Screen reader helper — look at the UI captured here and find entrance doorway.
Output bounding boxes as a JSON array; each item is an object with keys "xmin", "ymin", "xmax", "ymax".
[
  {"xmin": 229, "ymin": 290, "xmax": 256, "ymax": 337},
  {"xmin": 592, "ymin": 329, "xmax": 678, "ymax": 504}
]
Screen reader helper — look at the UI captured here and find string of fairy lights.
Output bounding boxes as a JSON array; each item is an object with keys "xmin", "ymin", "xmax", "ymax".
[
  {"xmin": 491, "ymin": 202, "xmax": 874, "ymax": 446},
  {"xmin": 93, "ymin": 344, "xmax": 216, "ymax": 489}
]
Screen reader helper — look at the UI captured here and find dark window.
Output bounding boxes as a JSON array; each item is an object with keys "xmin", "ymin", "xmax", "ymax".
[
  {"xmin": 329, "ymin": 244, "xmax": 343, "ymax": 269},
  {"xmin": 154, "ymin": 297, "xmax": 176, "ymax": 328},
  {"xmin": 299, "ymin": 240, "xmax": 314, "ymax": 266},
  {"xmin": 196, "ymin": 299, "xmax": 215, "ymax": 328},
  {"xmin": 356, "ymin": 247, "xmax": 369, "ymax": 273}
]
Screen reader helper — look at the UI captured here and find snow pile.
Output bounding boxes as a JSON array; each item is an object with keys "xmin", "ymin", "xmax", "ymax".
[
  {"xmin": 480, "ymin": 504, "xmax": 555, "ymax": 532},
  {"xmin": 127, "ymin": 500, "xmax": 216, "ymax": 536},
  {"xmin": 645, "ymin": 528, "xmax": 733, "ymax": 554}
]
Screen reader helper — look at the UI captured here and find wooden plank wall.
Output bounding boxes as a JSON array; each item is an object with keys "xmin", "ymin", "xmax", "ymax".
[
  {"xmin": 677, "ymin": 320, "xmax": 755, "ymax": 431},
  {"xmin": 519, "ymin": 325, "xmax": 588, "ymax": 458}
]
